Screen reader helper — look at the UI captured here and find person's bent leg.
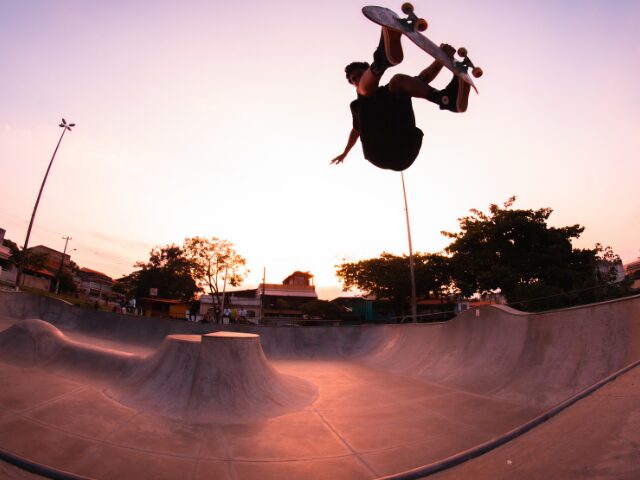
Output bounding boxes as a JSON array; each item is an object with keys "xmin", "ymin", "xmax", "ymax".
[
  {"xmin": 389, "ymin": 73, "xmax": 464, "ymax": 112},
  {"xmin": 357, "ymin": 68, "xmax": 383, "ymax": 97},
  {"xmin": 388, "ymin": 73, "xmax": 433, "ymax": 98},
  {"xmin": 359, "ymin": 30, "xmax": 403, "ymax": 97}
]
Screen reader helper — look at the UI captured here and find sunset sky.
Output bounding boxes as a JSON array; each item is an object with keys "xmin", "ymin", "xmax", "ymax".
[{"xmin": 1, "ymin": 0, "xmax": 639, "ymax": 299}]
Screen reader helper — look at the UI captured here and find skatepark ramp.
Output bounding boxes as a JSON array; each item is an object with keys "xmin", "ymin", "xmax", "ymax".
[
  {"xmin": 0, "ymin": 290, "xmax": 639, "ymax": 479},
  {"xmin": 356, "ymin": 299, "xmax": 640, "ymax": 409}
]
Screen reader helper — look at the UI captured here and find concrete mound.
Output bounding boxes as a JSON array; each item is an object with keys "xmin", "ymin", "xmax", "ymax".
[
  {"xmin": 0, "ymin": 319, "xmax": 67, "ymax": 366},
  {"xmin": 110, "ymin": 332, "xmax": 318, "ymax": 423},
  {"xmin": 0, "ymin": 318, "xmax": 141, "ymax": 382}
]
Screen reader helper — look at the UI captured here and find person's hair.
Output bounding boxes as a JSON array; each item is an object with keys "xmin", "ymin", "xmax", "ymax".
[{"xmin": 345, "ymin": 62, "xmax": 370, "ymax": 82}]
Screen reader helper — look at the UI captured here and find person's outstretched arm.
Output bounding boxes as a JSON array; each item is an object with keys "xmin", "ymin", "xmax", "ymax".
[
  {"xmin": 331, "ymin": 128, "xmax": 360, "ymax": 165},
  {"xmin": 417, "ymin": 44, "xmax": 456, "ymax": 84}
]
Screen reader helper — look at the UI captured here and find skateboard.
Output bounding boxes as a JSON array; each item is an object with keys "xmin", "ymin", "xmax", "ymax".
[{"xmin": 362, "ymin": 3, "xmax": 482, "ymax": 93}]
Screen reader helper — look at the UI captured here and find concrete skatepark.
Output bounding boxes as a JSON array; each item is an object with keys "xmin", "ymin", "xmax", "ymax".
[{"xmin": 0, "ymin": 291, "xmax": 638, "ymax": 479}]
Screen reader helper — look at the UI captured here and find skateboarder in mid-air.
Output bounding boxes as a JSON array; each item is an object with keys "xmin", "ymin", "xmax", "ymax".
[{"xmin": 331, "ymin": 28, "xmax": 471, "ymax": 172}]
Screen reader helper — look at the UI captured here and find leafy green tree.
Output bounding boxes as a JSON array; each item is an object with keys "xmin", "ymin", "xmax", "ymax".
[
  {"xmin": 112, "ymin": 273, "xmax": 138, "ymax": 299},
  {"xmin": 415, "ymin": 253, "xmax": 455, "ymax": 298},
  {"xmin": 442, "ymin": 197, "xmax": 608, "ymax": 308},
  {"xmin": 133, "ymin": 244, "xmax": 200, "ymax": 301},
  {"xmin": 594, "ymin": 243, "xmax": 622, "ymax": 284},
  {"xmin": 335, "ymin": 252, "xmax": 452, "ymax": 316},
  {"xmin": 56, "ymin": 270, "xmax": 77, "ymax": 295},
  {"xmin": 13, "ymin": 249, "xmax": 47, "ymax": 275},
  {"xmin": 2, "ymin": 238, "xmax": 19, "ymax": 256},
  {"xmin": 183, "ymin": 236, "xmax": 248, "ymax": 320}
]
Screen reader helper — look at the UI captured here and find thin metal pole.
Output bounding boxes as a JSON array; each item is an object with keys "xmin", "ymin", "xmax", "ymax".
[
  {"xmin": 401, "ymin": 172, "xmax": 417, "ymax": 323},
  {"xmin": 260, "ymin": 267, "xmax": 266, "ymax": 325},
  {"xmin": 16, "ymin": 126, "xmax": 68, "ymax": 289},
  {"xmin": 221, "ymin": 266, "xmax": 229, "ymax": 322}
]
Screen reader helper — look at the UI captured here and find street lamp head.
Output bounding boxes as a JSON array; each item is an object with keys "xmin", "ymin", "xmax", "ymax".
[{"xmin": 59, "ymin": 118, "xmax": 75, "ymax": 131}]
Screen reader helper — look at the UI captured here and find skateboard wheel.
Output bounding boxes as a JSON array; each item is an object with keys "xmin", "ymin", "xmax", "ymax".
[
  {"xmin": 457, "ymin": 47, "xmax": 468, "ymax": 57},
  {"xmin": 401, "ymin": 2, "xmax": 414, "ymax": 14},
  {"xmin": 472, "ymin": 67, "xmax": 483, "ymax": 78},
  {"xmin": 414, "ymin": 18, "xmax": 428, "ymax": 32}
]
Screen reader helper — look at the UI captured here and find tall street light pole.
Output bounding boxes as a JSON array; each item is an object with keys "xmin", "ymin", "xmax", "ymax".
[
  {"xmin": 16, "ymin": 118, "xmax": 75, "ymax": 290},
  {"xmin": 401, "ymin": 172, "xmax": 417, "ymax": 323}
]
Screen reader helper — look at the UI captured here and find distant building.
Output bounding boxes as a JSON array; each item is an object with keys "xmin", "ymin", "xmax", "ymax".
[
  {"xmin": 332, "ymin": 296, "xmax": 375, "ymax": 322},
  {"xmin": 261, "ymin": 271, "xmax": 318, "ymax": 323},
  {"xmin": 75, "ymin": 267, "xmax": 113, "ymax": 302},
  {"xmin": 28, "ymin": 245, "xmax": 72, "ymax": 274},
  {"xmin": 18, "ymin": 245, "xmax": 71, "ymax": 292},
  {"xmin": 138, "ymin": 298, "xmax": 189, "ymax": 319},
  {"xmin": 0, "ymin": 228, "xmax": 10, "ymax": 262},
  {"xmin": 200, "ymin": 270, "xmax": 319, "ymax": 325},
  {"xmin": 200, "ymin": 289, "xmax": 261, "ymax": 322},
  {"xmin": 625, "ymin": 258, "xmax": 640, "ymax": 290},
  {"xmin": 283, "ymin": 271, "xmax": 315, "ymax": 287},
  {"xmin": 0, "ymin": 228, "xmax": 16, "ymax": 286}
]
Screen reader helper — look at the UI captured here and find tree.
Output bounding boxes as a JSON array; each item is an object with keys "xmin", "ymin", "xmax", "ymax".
[
  {"xmin": 594, "ymin": 243, "xmax": 622, "ymax": 284},
  {"xmin": 442, "ymin": 197, "xmax": 608, "ymax": 308},
  {"xmin": 112, "ymin": 273, "xmax": 138, "ymax": 299},
  {"xmin": 11, "ymin": 248, "xmax": 47, "ymax": 278},
  {"xmin": 133, "ymin": 244, "xmax": 200, "ymax": 301},
  {"xmin": 182, "ymin": 236, "xmax": 248, "ymax": 320},
  {"xmin": 56, "ymin": 269, "xmax": 78, "ymax": 295},
  {"xmin": 335, "ymin": 252, "xmax": 452, "ymax": 316},
  {"xmin": 2, "ymin": 238, "xmax": 19, "ymax": 256}
]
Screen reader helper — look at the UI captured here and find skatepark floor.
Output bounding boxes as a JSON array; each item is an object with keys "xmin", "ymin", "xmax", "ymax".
[{"xmin": 0, "ymin": 293, "xmax": 639, "ymax": 480}]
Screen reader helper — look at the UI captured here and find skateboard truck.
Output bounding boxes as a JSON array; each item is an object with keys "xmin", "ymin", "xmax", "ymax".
[
  {"xmin": 399, "ymin": 4, "xmax": 483, "ymax": 79},
  {"xmin": 455, "ymin": 47, "xmax": 483, "ymax": 78},
  {"xmin": 400, "ymin": 2, "xmax": 428, "ymax": 32}
]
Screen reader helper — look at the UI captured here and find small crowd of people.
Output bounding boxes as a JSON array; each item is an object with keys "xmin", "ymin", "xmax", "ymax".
[
  {"xmin": 120, "ymin": 297, "xmax": 139, "ymax": 315},
  {"xmin": 186, "ymin": 304, "xmax": 249, "ymax": 324}
]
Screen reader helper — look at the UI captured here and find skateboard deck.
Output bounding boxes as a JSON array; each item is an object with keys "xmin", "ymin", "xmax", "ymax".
[{"xmin": 363, "ymin": 5, "xmax": 480, "ymax": 93}]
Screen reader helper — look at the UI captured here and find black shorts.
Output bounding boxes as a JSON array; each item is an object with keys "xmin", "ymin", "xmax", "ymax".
[
  {"xmin": 365, "ymin": 127, "xmax": 423, "ymax": 171},
  {"xmin": 355, "ymin": 87, "xmax": 424, "ymax": 172}
]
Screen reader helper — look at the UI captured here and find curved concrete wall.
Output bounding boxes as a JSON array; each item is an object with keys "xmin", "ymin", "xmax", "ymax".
[
  {"xmin": 356, "ymin": 298, "xmax": 640, "ymax": 408},
  {"xmin": 2, "ymin": 291, "xmax": 639, "ymax": 409}
]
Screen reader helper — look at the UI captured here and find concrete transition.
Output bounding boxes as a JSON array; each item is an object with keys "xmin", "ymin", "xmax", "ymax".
[{"xmin": 0, "ymin": 291, "xmax": 638, "ymax": 480}]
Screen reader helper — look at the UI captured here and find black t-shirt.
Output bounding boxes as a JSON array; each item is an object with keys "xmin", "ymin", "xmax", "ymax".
[{"xmin": 350, "ymin": 85, "xmax": 423, "ymax": 171}]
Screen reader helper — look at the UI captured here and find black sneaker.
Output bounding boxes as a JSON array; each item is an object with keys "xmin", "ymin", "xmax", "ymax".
[
  {"xmin": 371, "ymin": 28, "xmax": 403, "ymax": 77},
  {"xmin": 424, "ymin": 75, "xmax": 466, "ymax": 112}
]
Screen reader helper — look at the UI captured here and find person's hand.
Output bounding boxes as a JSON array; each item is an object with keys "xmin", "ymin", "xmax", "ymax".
[
  {"xmin": 440, "ymin": 43, "xmax": 455, "ymax": 59},
  {"xmin": 330, "ymin": 153, "xmax": 346, "ymax": 165}
]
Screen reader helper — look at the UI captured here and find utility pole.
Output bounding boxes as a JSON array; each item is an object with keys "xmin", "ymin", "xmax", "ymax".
[
  {"xmin": 401, "ymin": 172, "xmax": 417, "ymax": 323},
  {"xmin": 259, "ymin": 267, "xmax": 266, "ymax": 325},
  {"xmin": 55, "ymin": 236, "xmax": 72, "ymax": 294},
  {"xmin": 220, "ymin": 266, "xmax": 229, "ymax": 323},
  {"xmin": 16, "ymin": 119, "xmax": 75, "ymax": 290}
]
